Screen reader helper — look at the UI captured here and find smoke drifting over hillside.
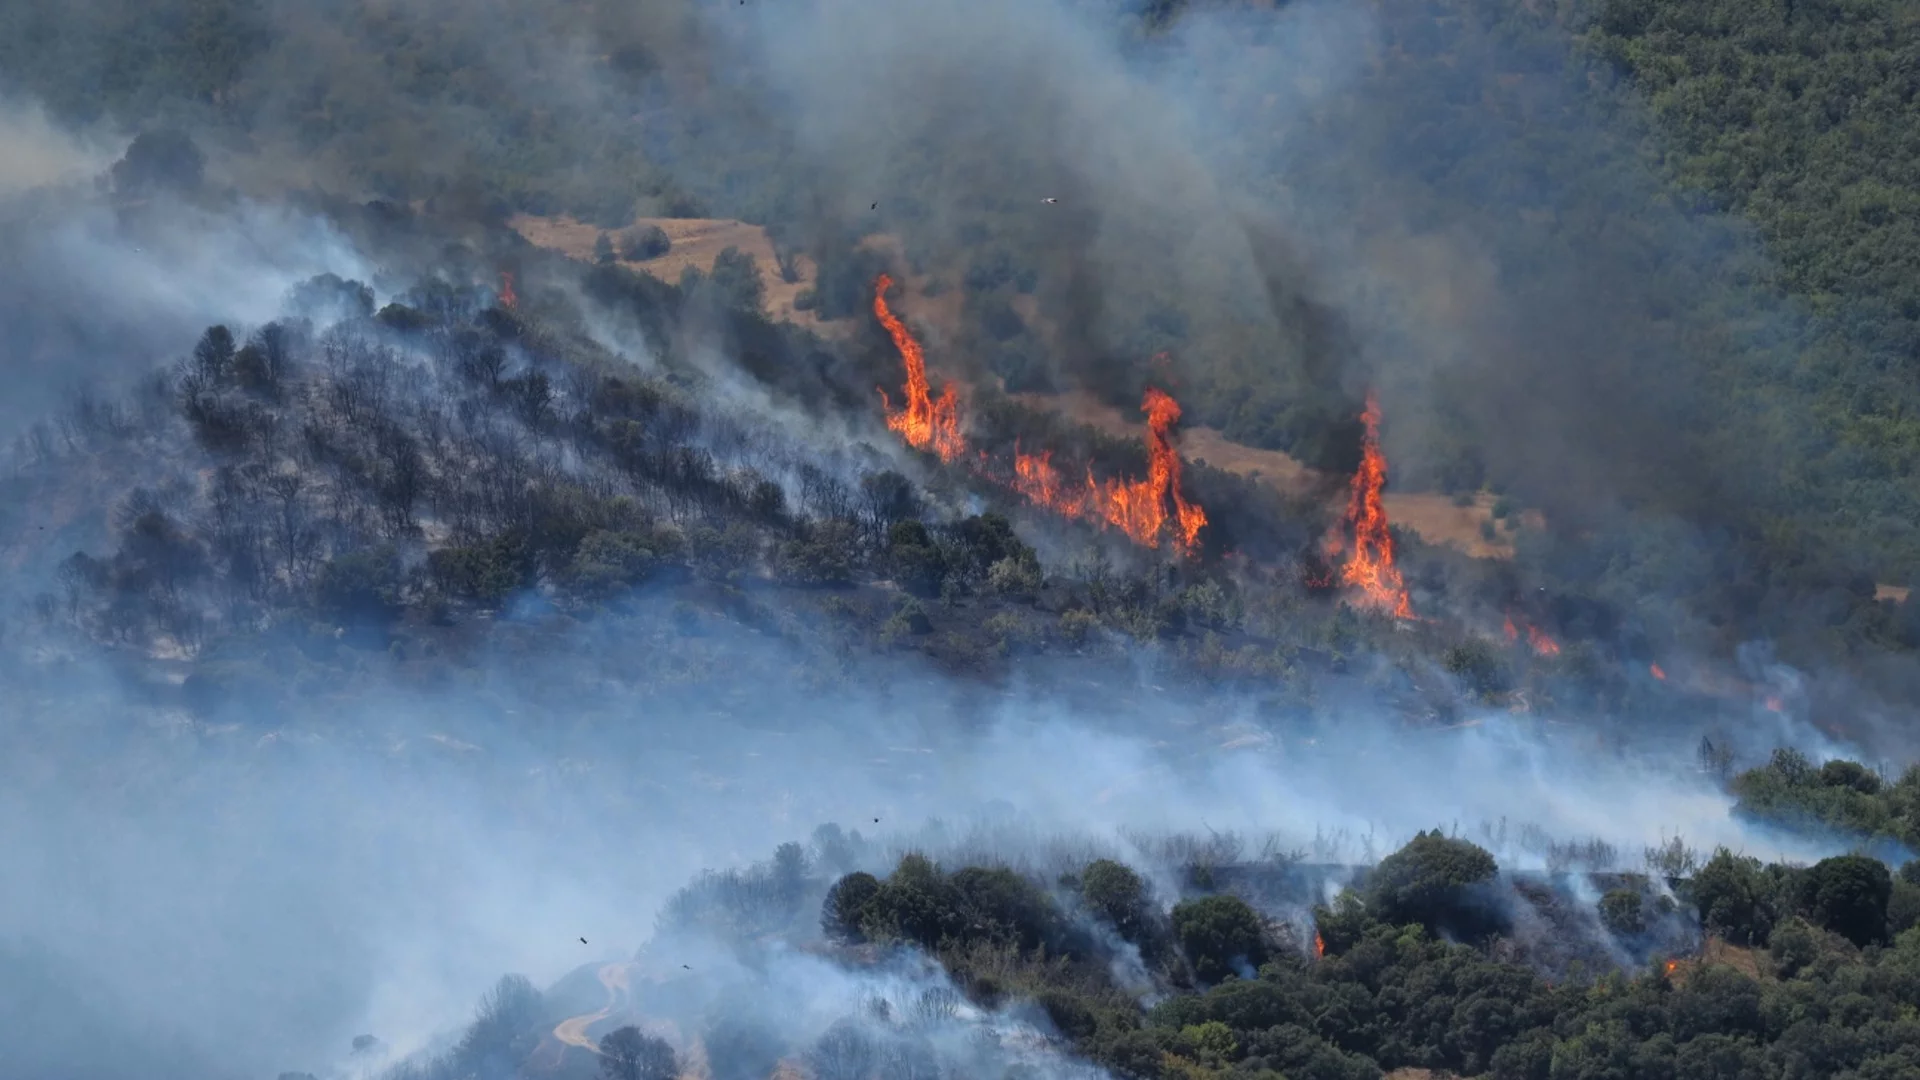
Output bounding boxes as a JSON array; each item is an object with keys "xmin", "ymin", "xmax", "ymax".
[{"xmin": 0, "ymin": 1, "xmax": 1916, "ymax": 1078}]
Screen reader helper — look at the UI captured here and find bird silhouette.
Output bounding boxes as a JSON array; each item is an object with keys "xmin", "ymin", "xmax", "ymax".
[
  {"xmin": 682, "ymin": 964, "xmax": 692, "ymax": 970},
  {"xmin": 870, "ymin": 202, "xmax": 878, "ymax": 210},
  {"xmin": 579, "ymin": 937, "xmax": 588, "ymax": 944},
  {"xmin": 1042, "ymin": 197, "xmax": 1059, "ymax": 204}
]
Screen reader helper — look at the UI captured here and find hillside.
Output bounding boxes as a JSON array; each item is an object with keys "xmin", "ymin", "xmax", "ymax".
[{"xmin": 7, "ymin": 0, "xmax": 1920, "ymax": 1077}]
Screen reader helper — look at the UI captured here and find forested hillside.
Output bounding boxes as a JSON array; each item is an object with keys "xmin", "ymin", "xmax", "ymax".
[{"xmin": 9, "ymin": 1, "xmax": 1920, "ymax": 1077}]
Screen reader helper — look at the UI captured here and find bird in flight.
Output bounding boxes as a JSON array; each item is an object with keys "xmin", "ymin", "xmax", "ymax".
[
  {"xmin": 682, "ymin": 964, "xmax": 692, "ymax": 970},
  {"xmin": 1042, "ymin": 197, "xmax": 1059, "ymax": 204},
  {"xmin": 870, "ymin": 202, "xmax": 878, "ymax": 210},
  {"xmin": 579, "ymin": 937, "xmax": 588, "ymax": 945}
]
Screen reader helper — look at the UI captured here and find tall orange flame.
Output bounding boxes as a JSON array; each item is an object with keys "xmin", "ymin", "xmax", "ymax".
[
  {"xmin": 1313, "ymin": 930, "xmax": 1326, "ymax": 960},
  {"xmin": 873, "ymin": 274, "xmax": 964, "ymax": 463},
  {"xmin": 1329, "ymin": 392, "xmax": 1413, "ymax": 618},
  {"xmin": 499, "ymin": 271, "xmax": 517, "ymax": 310},
  {"xmin": 1010, "ymin": 388, "xmax": 1206, "ymax": 554}
]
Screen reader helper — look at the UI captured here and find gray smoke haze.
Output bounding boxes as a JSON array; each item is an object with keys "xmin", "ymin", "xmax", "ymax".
[
  {"xmin": 0, "ymin": 3, "xmax": 1913, "ymax": 1080},
  {"xmin": 0, "ymin": 581, "xmax": 1861, "ymax": 1078}
]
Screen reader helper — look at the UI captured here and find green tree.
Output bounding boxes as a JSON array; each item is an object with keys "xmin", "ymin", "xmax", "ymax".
[
  {"xmin": 598, "ymin": 1025, "xmax": 676, "ymax": 1080},
  {"xmin": 1170, "ymin": 894, "xmax": 1267, "ymax": 983},
  {"xmin": 821, "ymin": 872, "xmax": 881, "ymax": 944},
  {"xmin": 1364, "ymin": 830, "xmax": 1502, "ymax": 940},
  {"xmin": 1797, "ymin": 854, "xmax": 1892, "ymax": 948}
]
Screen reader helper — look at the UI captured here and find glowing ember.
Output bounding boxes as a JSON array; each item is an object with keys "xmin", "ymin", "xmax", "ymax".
[
  {"xmin": 874, "ymin": 274, "xmax": 965, "ymax": 463},
  {"xmin": 1765, "ymin": 696, "xmax": 1784, "ymax": 713},
  {"xmin": 1665, "ymin": 959, "xmax": 1680, "ymax": 976},
  {"xmin": 1650, "ymin": 664, "xmax": 1668, "ymax": 681},
  {"xmin": 1009, "ymin": 388, "xmax": 1207, "ymax": 554},
  {"xmin": 1327, "ymin": 391, "xmax": 1414, "ymax": 618},
  {"xmin": 499, "ymin": 271, "xmax": 518, "ymax": 310}
]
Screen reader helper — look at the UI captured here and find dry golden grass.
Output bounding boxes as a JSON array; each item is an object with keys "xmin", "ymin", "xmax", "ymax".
[{"xmin": 509, "ymin": 213, "xmax": 835, "ymax": 332}]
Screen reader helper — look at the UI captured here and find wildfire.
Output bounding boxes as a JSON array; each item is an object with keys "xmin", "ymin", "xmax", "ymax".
[
  {"xmin": 1650, "ymin": 664, "xmax": 1668, "ymax": 681},
  {"xmin": 1327, "ymin": 391, "xmax": 1414, "ymax": 618},
  {"xmin": 1313, "ymin": 930, "xmax": 1326, "ymax": 961},
  {"xmin": 1010, "ymin": 388, "xmax": 1207, "ymax": 554},
  {"xmin": 1505, "ymin": 614, "xmax": 1561, "ymax": 657},
  {"xmin": 499, "ymin": 271, "xmax": 517, "ymax": 310},
  {"xmin": 873, "ymin": 274, "xmax": 965, "ymax": 463},
  {"xmin": 1764, "ymin": 695, "xmax": 1784, "ymax": 713},
  {"xmin": 1664, "ymin": 959, "xmax": 1680, "ymax": 976}
]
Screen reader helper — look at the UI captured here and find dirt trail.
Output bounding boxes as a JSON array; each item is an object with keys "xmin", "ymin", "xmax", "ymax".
[{"xmin": 553, "ymin": 960, "xmax": 632, "ymax": 1054}]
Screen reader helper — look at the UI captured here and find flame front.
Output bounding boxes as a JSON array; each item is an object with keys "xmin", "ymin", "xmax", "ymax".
[
  {"xmin": 1329, "ymin": 392, "xmax": 1414, "ymax": 618},
  {"xmin": 874, "ymin": 274, "xmax": 965, "ymax": 463},
  {"xmin": 499, "ymin": 271, "xmax": 517, "ymax": 310},
  {"xmin": 1650, "ymin": 664, "xmax": 1668, "ymax": 681},
  {"xmin": 1313, "ymin": 930, "xmax": 1326, "ymax": 960},
  {"xmin": 1010, "ymin": 388, "xmax": 1206, "ymax": 554}
]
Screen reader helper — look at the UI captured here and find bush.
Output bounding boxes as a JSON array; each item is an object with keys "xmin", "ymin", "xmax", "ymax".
[
  {"xmin": 1599, "ymin": 888, "xmax": 1646, "ymax": 937},
  {"xmin": 566, "ymin": 529, "xmax": 658, "ymax": 600},
  {"xmin": 1364, "ymin": 830, "xmax": 1504, "ymax": 940},
  {"xmin": 622, "ymin": 224, "xmax": 672, "ymax": 260},
  {"xmin": 1170, "ymin": 894, "xmax": 1267, "ymax": 983},
  {"xmin": 1081, "ymin": 859, "xmax": 1155, "ymax": 944},
  {"xmin": 428, "ymin": 531, "xmax": 534, "ymax": 607},
  {"xmin": 822, "ymin": 872, "xmax": 881, "ymax": 944},
  {"xmin": 1688, "ymin": 848, "xmax": 1779, "ymax": 947},
  {"xmin": 1796, "ymin": 854, "xmax": 1892, "ymax": 947}
]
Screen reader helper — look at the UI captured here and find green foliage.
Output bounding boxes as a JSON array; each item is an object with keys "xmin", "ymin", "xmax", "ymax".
[
  {"xmin": 1080, "ymin": 859, "xmax": 1155, "ymax": 945},
  {"xmin": 1442, "ymin": 639, "xmax": 1509, "ymax": 696},
  {"xmin": 1362, "ymin": 829, "xmax": 1503, "ymax": 940},
  {"xmin": 1599, "ymin": 888, "xmax": 1646, "ymax": 937},
  {"xmin": 776, "ymin": 521, "xmax": 859, "ymax": 587},
  {"xmin": 1170, "ymin": 894, "xmax": 1268, "ymax": 983},
  {"xmin": 1686, "ymin": 848, "xmax": 1779, "ymax": 947},
  {"xmin": 566, "ymin": 530, "xmax": 659, "ymax": 601},
  {"xmin": 429, "ymin": 531, "xmax": 534, "ymax": 607},
  {"xmin": 822, "ymin": 871, "xmax": 880, "ymax": 944},
  {"xmin": 886, "ymin": 520, "xmax": 946, "ymax": 597},
  {"xmin": 1796, "ymin": 854, "xmax": 1892, "ymax": 948},
  {"xmin": 597, "ymin": 1025, "xmax": 676, "ymax": 1080},
  {"xmin": 1731, "ymin": 750, "xmax": 1919, "ymax": 848}
]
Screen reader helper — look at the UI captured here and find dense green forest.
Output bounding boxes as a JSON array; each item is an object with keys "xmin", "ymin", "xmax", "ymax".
[{"xmin": 381, "ymin": 793, "xmax": 1920, "ymax": 1080}]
